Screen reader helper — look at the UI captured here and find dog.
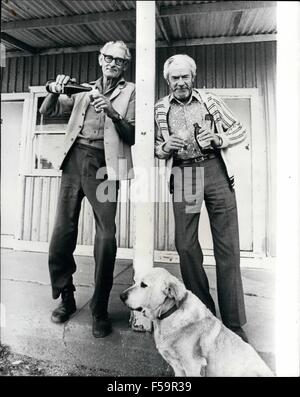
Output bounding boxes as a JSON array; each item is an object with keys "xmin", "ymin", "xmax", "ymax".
[{"xmin": 120, "ymin": 267, "xmax": 274, "ymax": 377}]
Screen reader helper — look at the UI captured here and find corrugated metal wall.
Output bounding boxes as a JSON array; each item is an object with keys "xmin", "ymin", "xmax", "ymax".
[
  {"xmin": 1, "ymin": 41, "xmax": 276, "ymax": 253},
  {"xmin": 1, "ymin": 42, "xmax": 276, "ymax": 96},
  {"xmin": 1, "ymin": 50, "xmax": 135, "ymax": 92},
  {"xmin": 22, "ymin": 176, "xmax": 133, "ymax": 248}
]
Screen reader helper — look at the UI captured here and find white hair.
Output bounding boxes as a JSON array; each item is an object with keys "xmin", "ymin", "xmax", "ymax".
[
  {"xmin": 99, "ymin": 41, "xmax": 131, "ymax": 62},
  {"xmin": 163, "ymin": 54, "xmax": 197, "ymax": 80}
]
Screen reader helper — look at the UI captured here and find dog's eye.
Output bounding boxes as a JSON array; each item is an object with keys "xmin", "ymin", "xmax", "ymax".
[{"xmin": 140, "ymin": 282, "xmax": 148, "ymax": 288}]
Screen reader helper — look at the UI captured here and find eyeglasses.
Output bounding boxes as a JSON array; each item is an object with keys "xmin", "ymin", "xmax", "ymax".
[{"xmin": 102, "ymin": 54, "xmax": 126, "ymax": 67}]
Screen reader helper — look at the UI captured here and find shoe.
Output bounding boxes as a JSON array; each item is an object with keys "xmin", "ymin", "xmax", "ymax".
[
  {"xmin": 92, "ymin": 315, "xmax": 112, "ymax": 338},
  {"xmin": 229, "ymin": 326, "xmax": 249, "ymax": 343},
  {"xmin": 51, "ymin": 286, "xmax": 76, "ymax": 323}
]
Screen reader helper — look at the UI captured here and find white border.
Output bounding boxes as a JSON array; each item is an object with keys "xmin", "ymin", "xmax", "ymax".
[{"xmin": 275, "ymin": 1, "xmax": 300, "ymax": 377}]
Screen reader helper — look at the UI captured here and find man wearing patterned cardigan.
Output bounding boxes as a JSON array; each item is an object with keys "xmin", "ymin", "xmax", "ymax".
[{"xmin": 155, "ymin": 54, "xmax": 248, "ymax": 343}]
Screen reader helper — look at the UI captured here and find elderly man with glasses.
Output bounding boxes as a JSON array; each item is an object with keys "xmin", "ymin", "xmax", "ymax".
[{"xmin": 40, "ymin": 41, "xmax": 135, "ymax": 338}]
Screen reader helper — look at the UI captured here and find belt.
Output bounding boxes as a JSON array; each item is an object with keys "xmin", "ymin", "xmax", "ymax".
[
  {"xmin": 173, "ymin": 152, "xmax": 217, "ymax": 166},
  {"xmin": 76, "ymin": 137, "xmax": 104, "ymax": 149}
]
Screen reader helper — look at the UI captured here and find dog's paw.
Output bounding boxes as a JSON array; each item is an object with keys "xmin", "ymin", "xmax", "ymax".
[
  {"xmin": 199, "ymin": 357, "xmax": 207, "ymax": 377},
  {"xmin": 200, "ymin": 357, "xmax": 207, "ymax": 367}
]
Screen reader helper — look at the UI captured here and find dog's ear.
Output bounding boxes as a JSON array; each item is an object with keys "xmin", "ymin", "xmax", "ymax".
[{"xmin": 165, "ymin": 278, "xmax": 186, "ymax": 307}]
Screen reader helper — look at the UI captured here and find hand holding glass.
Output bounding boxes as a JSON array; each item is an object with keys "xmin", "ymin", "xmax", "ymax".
[{"xmin": 175, "ymin": 129, "xmax": 189, "ymax": 154}]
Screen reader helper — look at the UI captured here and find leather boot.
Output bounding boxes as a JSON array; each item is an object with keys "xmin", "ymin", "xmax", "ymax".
[
  {"xmin": 51, "ymin": 285, "xmax": 76, "ymax": 323},
  {"xmin": 92, "ymin": 314, "xmax": 112, "ymax": 338}
]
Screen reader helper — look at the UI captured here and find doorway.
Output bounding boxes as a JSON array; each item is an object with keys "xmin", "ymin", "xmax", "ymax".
[{"xmin": 1, "ymin": 97, "xmax": 27, "ymax": 247}]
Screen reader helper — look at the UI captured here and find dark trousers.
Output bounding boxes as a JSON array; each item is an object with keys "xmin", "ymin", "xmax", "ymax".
[
  {"xmin": 48, "ymin": 143, "xmax": 119, "ymax": 317},
  {"xmin": 172, "ymin": 155, "xmax": 246, "ymax": 328}
]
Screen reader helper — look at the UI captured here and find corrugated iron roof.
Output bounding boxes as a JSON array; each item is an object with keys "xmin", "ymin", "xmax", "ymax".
[
  {"xmin": 156, "ymin": 6, "xmax": 276, "ymax": 41},
  {"xmin": 157, "ymin": 1, "xmax": 216, "ymax": 6},
  {"xmin": 1, "ymin": 1, "xmax": 276, "ymax": 55},
  {"xmin": 1, "ymin": 0, "xmax": 136, "ymax": 21}
]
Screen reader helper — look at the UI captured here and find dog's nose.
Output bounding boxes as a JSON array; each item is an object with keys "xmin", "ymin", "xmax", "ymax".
[{"xmin": 120, "ymin": 291, "xmax": 128, "ymax": 302}]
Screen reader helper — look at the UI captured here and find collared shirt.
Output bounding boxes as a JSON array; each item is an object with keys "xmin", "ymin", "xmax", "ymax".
[
  {"xmin": 168, "ymin": 91, "xmax": 213, "ymax": 159},
  {"xmin": 78, "ymin": 76, "xmax": 125, "ymax": 149},
  {"xmin": 155, "ymin": 88, "xmax": 247, "ymax": 189}
]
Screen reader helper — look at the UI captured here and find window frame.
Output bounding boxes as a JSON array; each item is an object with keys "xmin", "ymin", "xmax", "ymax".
[{"xmin": 27, "ymin": 86, "xmax": 64, "ymax": 176}]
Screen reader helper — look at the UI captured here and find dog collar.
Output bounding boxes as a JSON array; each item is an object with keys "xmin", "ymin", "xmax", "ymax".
[{"xmin": 157, "ymin": 292, "xmax": 188, "ymax": 321}]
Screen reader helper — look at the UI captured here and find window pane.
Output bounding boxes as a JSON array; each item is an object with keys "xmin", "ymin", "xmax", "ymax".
[
  {"xmin": 34, "ymin": 134, "xmax": 65, "ymax": 169},
  {"xmin": 36, "ymin": 96, "xmax": 69, "ymax": 132}
]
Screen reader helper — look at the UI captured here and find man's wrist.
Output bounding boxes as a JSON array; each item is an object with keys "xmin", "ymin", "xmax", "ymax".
[
  {"xmin": 46, "ymin": 81, "xmax": 61, "ymax": 95},
  {"xmin": 162, "ymin": 143, "xmax": 172, "ymax": 154},
  {"xmin": 212, "ymin": 135, "xmax": 223, "ymax": 148},
  {"xmin": 111, "ymin": 112, "xmax": 123, "ymax": 122}
]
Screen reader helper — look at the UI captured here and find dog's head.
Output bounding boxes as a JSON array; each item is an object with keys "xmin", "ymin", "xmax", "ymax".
[{"xmin": 120, "ymin": 267, "xmax": 187, "ymax": 320}]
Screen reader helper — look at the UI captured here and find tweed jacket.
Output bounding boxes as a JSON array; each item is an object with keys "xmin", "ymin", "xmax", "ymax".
[
  {"xmin": 154, "ymin": 89, "xmax": 248, "ymax": 189},
  {"xmin": 39, "ymin": 77, "xmax": 135, "ymax": 180}
]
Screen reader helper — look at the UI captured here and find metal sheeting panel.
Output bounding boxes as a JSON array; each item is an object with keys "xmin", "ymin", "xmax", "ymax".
[
  {"xmin": 2, "ymin": 1, "xmax": 276, "ymax": 54},
  {"xmin": 2, "ymin": 0, "xmax": 70, "ymax": 21},
  {"xmin": 162, "ymin": 8, "xmax": 276, "ymax": 40},
  {"xmin": 21, "ymin": 176, "xmax": 134, "ymax": 248},
  {"xmin": 1, "ymin": 0, "xmax": 136, "ymax": 21},
  {"xmin": 86, "ymin": 20, "xmax": 134, "ymax": 44},
  {"xmin": 60, "ymin": 0, "xmax": 136, "ymax": 14},
  {"xmin": 2, "ymin": 27, "xmax": 135, "ymax": 52},
  {"xmin": 1, "ymin": 0, "xmax": 136, "ymax": 51},
  {"xmin": 3, "ymin": 21, "xmax": 135, "ymax": 50},
  {"xmin": 22, "ymin": 176, "xmax": 61, "ymax": 242},
  {"xmin": 1, "ymin": 50, "xmax": 135, "ymax": 92},
  {"xmin": 7, "ymin": 29, "xmax": 55, "ymax": 48},
  {"xmin": 238, "ymin": 7, "xmax": 276, "ymax": 35},
  {"xmin": 157, "ymin": 1, "xmax": 215, "ymax": 6}
]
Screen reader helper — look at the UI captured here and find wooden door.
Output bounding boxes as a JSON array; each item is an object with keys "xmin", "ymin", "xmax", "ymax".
[
  {"xmin": 1, "ymin": 101, "xmax": 23, "ymax": 244},
  {"xmin": 199, "ymin": 95, "xmax": 256, "ymax": 252}
]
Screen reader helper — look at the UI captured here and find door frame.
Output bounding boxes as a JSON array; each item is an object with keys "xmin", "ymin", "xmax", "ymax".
[
  {"xmin": 154, "ymin": 87, "xmax": 268, "ymax": 264},
  {"xmin": 207, "ymin": 88, "xmax": 267, "ymax": 259},
  {"xmin": 1, "ymin": 93, "xmax": 30, "ymax": 248}
]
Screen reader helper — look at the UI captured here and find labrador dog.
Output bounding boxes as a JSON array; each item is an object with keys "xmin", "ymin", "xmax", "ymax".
[{"xmin": 120, "ymin": 267, "xmax": 274, "ymax": 377}]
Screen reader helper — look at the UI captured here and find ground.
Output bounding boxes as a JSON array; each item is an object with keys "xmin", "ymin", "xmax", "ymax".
[
  {"xmin": 0, "ymin": 250, "xmax": 276, "ymax": 377},
  {"xmin": 0, "ymin": 343, "xmax": 111, "ymax": 376}
]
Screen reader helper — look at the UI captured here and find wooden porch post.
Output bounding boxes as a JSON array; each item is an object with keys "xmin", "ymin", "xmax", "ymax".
[{"xmin": 130, "ymin": 1, "xmax": 156, "ymax": 331}]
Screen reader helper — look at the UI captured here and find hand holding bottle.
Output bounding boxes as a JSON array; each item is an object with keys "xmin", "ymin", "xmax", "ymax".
[
  {"xmin": 46, "ymin": 75, "xmax": 92, "ymax": 96},
  {"xmin": 47, "ymin": 74, "xmax": 71, "ymax": 94},
  {"xmin": 194, "ymin": 116, "xmax": 221, "ymax": 149},
  {"xmin": 195, "ymin": 126, "xmax": 212, "ymax": 149}
]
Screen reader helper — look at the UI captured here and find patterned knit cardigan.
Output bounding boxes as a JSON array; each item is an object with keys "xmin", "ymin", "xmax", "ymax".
[{"xmin": 154, "ymin": 89, "xmax": 248, "ymax": 189}]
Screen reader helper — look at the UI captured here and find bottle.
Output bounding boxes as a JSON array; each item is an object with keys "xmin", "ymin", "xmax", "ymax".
[
  {"xmin": 194, "ymin": 122, "xmax": 209, "ymax": 150},
  {"xmin": 194, "ymin": 115, "xmax": 213, "ymax": 151},
  {"xmin": 45, "ymin": 79, "xmax": 92, "ymax": 96}
]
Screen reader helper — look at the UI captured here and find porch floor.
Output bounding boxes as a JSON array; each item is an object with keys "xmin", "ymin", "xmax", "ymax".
[{"xmin": 0, "ymin": 248, "xmax": 275, "ymax": 376}]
